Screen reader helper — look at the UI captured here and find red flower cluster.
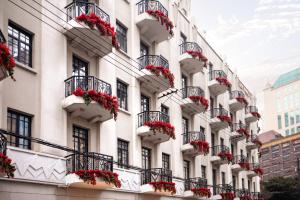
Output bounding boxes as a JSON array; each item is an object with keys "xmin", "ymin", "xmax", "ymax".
[
  {"xmin": 189, "ymin": 96, "xmax": 209, "ymax": 111},
  {"xmin": 236, "ymin": 96, "xmax": 248, "ymax": 106},
  {"xmin": 144, "ymin": 121, "xmax": 175, "ymax": 139},
  {"xmin": 252, "ymin": 139, "xmax": 262, "ymax": 147},
  {"xmin": 238, "ymin": 162, "xmax": 250, "ymax": 170},
  {"xmin": 149, "ymin": 181, "xmax": 176, "ymax": 195},
  {"xmin": 218, "ymin": 152, "xmax": 233, "ymax": 163},
  {"xmin": 191, "ymin": 187, "xmax": 211, "ymax": 198},
  {"xmin": 186, "ymin": 50, "xmax": 208, "ymax": 66},
  {"xmin": 0, "ymin": 43, "xmax": 16, "ymax": 81},
  {"xmin": 254, "ymin": 168, "xmax": 263, "ymax": 176},
  {"xmin": 217, "ymin": 115, "xmax": 232, "ymax": 124},
  {"xmin": 220, "ymin": 192, "xmax": 235, "ymax": 200},
  {"xmin": 216, "ymin": 77, "xmax": 231, "ymax": 88},
  {"xmin": 145, "ymin": 65, "xmax": 174, "ymax": 87},
  {"xmin": 253, "ymin": 198, "xmax": 264, "ymax": 200},
  {"xmin": 76, "ymin": 13, "xmax": 119, "ymax": 49},
  {"xmin": 73, "ymin": 88, "xmax": 118, "ymax": 120},
  {"xmin": 0, "ymin": 153, "xmax": 16, "ymax": 178},
  {"xmin": 251, "ymin": 112, "xmax": 261, "ymax": 119},
  {"xmin": 74, "ymin": 169, "xmax": 121, "ymax": 187},
  {"xmin": 237, "ymin": 128, "xmax": 250, "ymax": 139},
  {"xmin": 146, "ymin": 10, "xmax": 174, "ymax": 36},
  {"xmin": 190, "ymin": 140, "xmax": 209, "ymax": 155},
  {"xmin": 240, "ymin": 195, "xmax": 252, "ymax": 200}
]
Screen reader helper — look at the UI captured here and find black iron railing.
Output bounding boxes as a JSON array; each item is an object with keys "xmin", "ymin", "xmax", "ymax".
[
  {"xmin": 66, "ymin": 152, "xmax": 113, "ymax": 173},
  {"xmin": 231, "ymin": 122, "xmax": 246, "ymax": 132},
  {"xmin": 210, "ymin": 107, "xmax": 229, "ymax": 119},
  {"xmin": 183, "ymin": 131, "xmax": 205, "ymax": 145},
  {"xmin": 209, "ymin": 70, "xmax": 227, "ymax": 81},
  {"xmin": 137, "ymin": 55, "xmax": 169, "ymax": 70},
  {"xmin": 141, "ymin": 168, "xmax": 172, "ymax": 184},
  {"xmin": 137, "ymin": 111, "xmax": 170, "ymax": 127},
  {"xmin": 230, "ymin": 90, "xmax": 245, "ymax": 100},
  {"xmin": 211, "ymin": 145, "xmax": 230, "ymax": 156},
  {"xmin": 251, "ymin": 192, "xmax": 263, "ymax": 199},
  {"xmin": 236, "ymin": 189, "xmax": 251, "ymax": 198},
  {"xmin": 65, "ymin": 1, "xmax": 110, "ymax": 23},
  {"xmin": 65, "ymin": 75, "xmax": 112, "ymax": 97},
  {"xmin": 137, "ymin": 0, "xmax": 168, "ymax": 16},
  {"xmin": 214, "ymin": 184, "xmax": 234, "ymax": 196},
  {"xmin": 184, "ymin": 177, "xmax": 207, "ymax": 191},
  {"xmin": 232, "ymin": 155, "xmax": 248, "ymax": 165},
  {"xmin": 181, "ymin": 86, "xmax": 205, "ymax": 99},
  {"xmin": 246, "ymin": 106, "xmax": 258, "ymax": 114},
  {"xmin": 179, "ymin": 42, "xmax": 202, "ymax": 55},
  {"xmin": 0, "ymin": 132, "xmax": 7, "ymax": 155}
]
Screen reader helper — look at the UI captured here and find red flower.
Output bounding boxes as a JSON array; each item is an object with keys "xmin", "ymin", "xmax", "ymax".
[
  {"xmin": 251, "ymin": 112, "xmax": 261, "ymax": 119},
  {"xmin": 0, "ymin": 43, "xmax": 16, "ymax": 81},
  {"xmin": 254, "ymin": 167, "xmax": 263, "ymax": 176},
  {"xmin": 236, "ymin": 96, "xmax": 248, "ymax": 106},
  {"xmin": 220, "ymin": 192, "xmax": 235, "ymax": 200},
  {"xmin": 237, "ymin": 128, "xmax": 250, "ymax": 139},
  {"xmin": 186, "ymin": 50, "xmax": 208, "ymax": 66},
  {"xmin": 146, "ymin": 10, "xmax": 174, "ymax": 36},
  {"xmin": 145, "ymin": 65, "xmax": 174, "ymax": 88},
  {"xmin": 238, "ymin": 162, "xmax": 250, "ymax": 170},
  {"xmin": 216, "ymin": 77, "xmax": 231, "ymax": 88},
  {"xmin": 240, "ymin": 195, "xmax": 252, "ymax": 200},
  {"xmin": 149, "ymin": 181, "xmax": 176, "ymax": 195},
  {"xmin": 191, "ymin": 188, "xmax": 211, "ymax": 198},
  {"xmin": 190, "ymin": 140, "xmax": 209, "ymax": 155},
  {"xmin": 217, "ymin": 115, "xmax": 232, "ymax": 124},
  {"xmin": 144, "ymin": 121, "xmax": 175, "ymax": 139},
  {"xmin": 252, "ymin": 139, "xmax": 262, "ymax": 147},
  {"xmin": 0, "ymin": 153, "xmax": 16, "ymax": 178},
  {"xmin": 218, "ymin": 152, "xmax": 233, "ymax": 163},
  {"xmin": 189, "ymin": 96, "xmax": 209, "ymax": 111},
  {"xmin": 76, "ymin": 13, "xmax": 120, "ymax": 49}
]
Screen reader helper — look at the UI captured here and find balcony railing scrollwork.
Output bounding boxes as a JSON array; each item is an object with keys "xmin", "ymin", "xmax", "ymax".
[
  {"xmin": 231, "ymin": 122, "xmax": 246, "ymax": 132},
  {"xmin": 209, "ymin": 70, "xmax": 227, "ymax": 81},
  {"xmin": 246, "ymin": 106, "xmax": 258, "ymax": 114},
  {"xmin": 137, "ymin": 55, "xmax": 169, "ymax": 70},
  {"xmin": 141, "ymin": 168, "xmax": 172, "ymax": 185},
  {"xmin": 230, "ymin": 90, "xmax": 245, "ymax": 99},
  {"xmin": 0, "ymin": 131, "xmax": 7, "ymax": 155},
  {"xmin": 183, "ymin": 131, "xmax": 205, "ymax": 145},
  {"xmin": 232, "ymin": 155, "xmax": 248, "ymax": 165},
  {"xmin": 211, "ymin": 145, "xmax": 230, "ymax": 156},
  {"xmin": 210, "ymin": 108, "xmax": 229, "ymax": 119},
  {"xmin": 184, "ymin": 177, "xmax": 207, "ymax": 191},
  {"xmin": 179, "ymin": 42, "xmax": 203, "ymax": 55},
  {"xmin": 137, "ymin": 0, "xmax": 168, "ymax": 16},
  {"xmin": 137, "ymin": 111, "xmax": 170, "ymax": 127},
  {"xmin": 182, "ymin": 86, "xmax": 205, "ymax": 99}
]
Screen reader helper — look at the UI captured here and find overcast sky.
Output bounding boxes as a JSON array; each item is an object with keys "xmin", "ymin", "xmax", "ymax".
[{"xmin": 191, "ymin": 0, "xmax": 300, "ymax": 106}]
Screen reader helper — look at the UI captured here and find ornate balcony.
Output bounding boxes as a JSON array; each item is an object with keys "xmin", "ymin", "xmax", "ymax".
[
  {"xmin": 65, "ymin": 152, "xmax": 120, "ymax": 189},
  {"xmin": 179, "ymin": 42, "xmax": 207, "ymax": 74},
  {"xmin": 212, "ymin": 184, "xmax": 235, "ymax": 199},
  {"xmin": 230, "ymin": 123, "xmax": 248, "ymax": 142},
  {"xmin": 64, "ymin": 1, "xmax": 113, "ymax": 56},
  {"xmin": 181, "ymin": 131, "xmax": 208, "ymax": 157},
  {"xmin": 183, "ymin": 177, "xmax": 210, "ymax": 198},
  {"xmin": 231, "ymin": 155, "xmax": 249, "ymax": 173},
  {"xmin": 236, "ymin": 189, "xmax": 252, "ymax": 200},
  {"xmin": 137, "ymin": 111, "xmax": 174, "ymax": 143},
  {"xmin": 229, "ymin": 91, "xmax": 248, "ymax": 111},
  {"xmin": 211, "ymin": 145, "xmax": 232, "ymax": 165},
  {"xmin": 0, "ymin": 132, "xmax": 7, "ymax": 155},
  {"xmin": 62, "ymin": 76, "xmax": 115, "ymax": 123},
  {"xmin": 251, "ymin": 192, "xmax": 264, "ymax": 200},
  {"xmin": 210, "ymin": 108, "xmax": 231, "ymax": 131},
  {"xmin": 137, "ymin": 55, "xmax": 173, "ymax": 93},
  {"xmin": 208, "ymin": 70, "xmax": 231, "ymax": 96},
  {"xmin": 248, "ymin": 163, "xmax": 262, "ymax": 178},
  {"xmin": 136, "ymin": 0, "xmax": 172, "ymax": 43},
  {"xmin": 140, "ymin": 168, "xmax": 176, "ymax": 195},
  {"xmin": 246, "ymin": 134, "xmax": 261, "ymax": 150},
  {"xmin": 245, "ymin": 106, "xmax": 261, "ymax": 123},
  {"xmin": 180, "ymin": 86, "xmax": 208, "ymax": 114}
]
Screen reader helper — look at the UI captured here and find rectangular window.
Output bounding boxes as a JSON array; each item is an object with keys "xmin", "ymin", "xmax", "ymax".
[
  {"xmin": 201, "ymin": 165, "xmax": 206, "ymax": 179},
  {"xmin": 297, "ymin": 127, "xmax": 300, "ymax": 132},
  {"xmin": 183, "ymin": 160, "xmax": 190, "ymax": 179},
  {"xmin": 181, "ymin": 74, "xmax": 188, "ymax": 89},
  {"xmin": 180, "ymin": 32, "xmax": 187, "ymax": 44},
  {"xmin": 296, "ymin": 114, "xmax": 300, "ymax": 123},
  {"xmin": 116, "ymin": 21, "xmax": 127, "ymax": 52},
  {"xmin": 278, "ymin": 115, "xmax": 282, "ymax": 129},
  {"xmin": 73, "ymin": 126, "xmax": 88, "ymax": 153},
  {"xmin": 291, "ymin": 115, "xmax": 295, "ymax": 125},
  {"xmin": 285, "ymin": 113, "xmax": 289, "ymax": 127},
  {"xmin": 8, "ymin": 22, "xmax": 33, "ymax": 67},
  {"xmin": 117, "ymin": 80, "xmax": 128, "ymax": 110},
  {"xmin": 118, "ymin": 139, "xmax": 129, "ymax": 168},
  {"xmin": 285, "ymin": 129, "xmax": 290, "ymax": 136},
  {"xmin": 162, "ymin": 153, "xmax": 170, "ymax": 169},
  {"xmin": 221, "ymin": 172, "xmax": 226, "ymax": 185},
  {"xmin": 161, "ymin": 105, "xmax": 169, "ymax": 115},
  {"xmin": 140, "ymin": 41, "xmax": 149, "ymax": 56},
  {"xmin": 141, "ymin": 94, "xmax": 150, "ymax": 112},
  {"xmin": 291, "ymin": 128, "xmax": 295, "ymax": 134},
  {"xmin": 182, "ymin": 117, "xmax": 189, "ymax": 134},
  {"xmin": 142, "ymin": 147, "xmax": 151, "ymax": 169},
  {"xmin": 7, "ymin": 109, "xmax": 32, "ymax": 149},
  {"xmin": 242, "ymin": 178, "xmax": 245, "ymax": 189},
  {"xmin": 0, "ymin": 29, "xmax": 5, "ymax": 43},
  {"xmin": 72, "ymin": 55, "xmax": 88, "ymax": 76},
  {"xmin": 232, "ymin": 175, "xmax": 236, "ymax": 190}
]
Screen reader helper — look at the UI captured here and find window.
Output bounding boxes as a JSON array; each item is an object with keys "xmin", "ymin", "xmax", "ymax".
[
  {"xmin": 161, "ymin": 105, "xmax": 169, "ymax": 115},
  {"xmin": 181, "ymin": 74, "xmax": 188, "ymax": 89},
  {"xmin": 183, "ymin": 160, "xmax": 190, "ymax": 179},
  {"xmin": 291, "ymin": 115, "xmax": 295, "ymax": 125},
  {"xmin": 7, "ymin": 109, "xmax": 32, "ymax": 149},
  {"xmin": 116, "ymin": 21, "xmax": 127, "ymax": 52},
  {"xmin": 242, "ymin": 178, "xmax": 245, "ymax": 189},
  {"xmin": 248, "ymin": 180, "xmax": 251, "ymax": 191},
  {"xmin": 73, "ymin": 126, "xmax": 88, "ymax": 153},
  {"xmin": 0, "ymin": 29, "xmax": 5, "ymax": 43},
  {"xmin": 180, "ymin": 32, "xmax": 187, "ymax": 44},
  {"xmin": 232, "ymin": 176, "xmax": 236, "ymax": 190},
  {"xmin": 117, "ymin": 80, "xmax": 128, "ymax": 110},
  {"xmin": 201, "ymin": 165, "xmax": 206, "ymax": 179},
  {"xmin": 142, "ymin": 147, "xmax": 151, "ymax": 169},
  {"xmin": 118, "ymin": 139, "xmax": 129, "ymax": 168},
  {"xmin": 141, "ymin": 94, "xmax": 150, "ymax": 112},
  {"xmin": 212, "ymin": 169, "xmax": 217, "ymax": 195},
  {"xmin": 296, "ymin": 114, "xmax": 300, "ymax": 123},
  {"xmin": 285, "ymin": 129, "xmax": 290, "ymax": 136},
  {"xmin": 291, "ymin": 128, "xmax": 295, "ymax": 134},
  {"xmin": 285, "ymin": 113, "xmax": 289, "ymax": 127},
  {"xmin": 72, "ymin": 55, "xmax": 88, "ymax": 76},
  {"xmin": 140, "ymin": 41, "xmax": 149, "ymax": 56},
  {"xmin": 162, "ymin": 153, "xmax": 170, "ymax": 169},
  {"xmin": 8, "ymin": 22, "xmax": 32, "ymax": 67},
  {"xmin": 277, "ymin": 115, "xmax": 282, "ymax": 129},
  {"xmin": 221, "ymin": 172, "xmax": 226, "ymax": 185},
  {"xmin": 182, "ymin": 117, "xmax": 189, "ymax": 134},
  {"xmin": 297, "ymin": 126, "xmax": 300, "ymax": 132}
]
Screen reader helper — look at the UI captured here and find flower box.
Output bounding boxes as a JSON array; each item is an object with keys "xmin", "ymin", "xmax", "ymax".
[
  {"xmin": 238, "ymin": 162, "xmax": 250, "ymax": 170},
  {"xmin": 186, "ymin": 50, "xmax": 208, "ymax": 66},
  {"xmin": 254, "ymin": 168, "xmax": 263, "ymax": 176},
  {"xmin": 217, "ymin": 115, "xmax": 232, "ymax": 124},
  {"xmin": 191, "ymin": 187, "xmax": 211, "ymax": 198},
  {"xmin": 190, "ymin": 140, "xmax": 209, "ymax": 155},
  {"xmin": 220, "ymin": 192, "xmax": 235, "ymax": 200},
  {"xmin": 216, "ymin": 77, "xmax": 231, "ymax": 88},
  {"xmin": 189, "ymin": 96, "xmax": 209, "ymax": 110},
  {"xmin": 149, "ymin": 181, "xmax": 176, "ymax": 195},
  {"xmin": 146, "ymin": 10, "xmax": 174, "ymax": 36},
  {"xmin": 144, "ymin": 121, "xmax": 175, "ymax": 139},
  {"xmin": 145, "ymin": 65, "xmax": 174, "ymax": 88},
  {"xmin": 217, "ymin": 152, "xmax": 233, "ymax": 163}
]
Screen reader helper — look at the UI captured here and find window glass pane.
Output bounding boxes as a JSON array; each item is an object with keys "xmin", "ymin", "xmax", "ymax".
[
  {"xmin": 116, "ymin": 22, "xmax": 127, "ymax": 52},
  {"xmin": 117, "ymin": 80, "xmax": 128, "ymax": 110},
  {"xmin": 277, "ymin": 115, "xmax": 282, "ymax": 129},
  {"xmin": 285, "ymin": 113, "xmax": 289, "ymax": 127},
  {"xmin": 118, "ymin": 139, "xmax": 129, "ymax": 168},
  {"xmin": 162, "ymin": 153, "xmax": 170, "ymax": 169}
]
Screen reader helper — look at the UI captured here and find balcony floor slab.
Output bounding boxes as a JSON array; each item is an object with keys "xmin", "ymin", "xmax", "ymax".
[
  {"xmin": 137, "ymin": 126, "xmax": 170, "ymax": 144},
  {"xmin": 179, "ymin": 53, "xmax": 204, "ymax": 74},
  {"xmin": 208, "ymin": 80, "xmax": 228, "ymax": 96}
]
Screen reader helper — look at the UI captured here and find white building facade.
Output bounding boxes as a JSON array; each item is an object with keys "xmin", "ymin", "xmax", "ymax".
[{"xmin": 0, "ymin": 0, "xmax": 262, "ymax": 199}]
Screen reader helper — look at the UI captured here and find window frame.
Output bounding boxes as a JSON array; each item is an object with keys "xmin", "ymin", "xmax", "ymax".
[
  {"xmin": 73, "ymin": 125, "xmax": 89, "ymax": 153},
  {"xmin": 183, "ymin": 160, "xmax": 190, "ymax": 179},
  {"xmin": 201, "ymin": 165, "xmax": 206, "ymax": 179},
  {"xmin": 117, "ymin": 139, "xmax": 129, "ymax": 168},
  {"xmin": 162, "ymin": 153, "xmax": 170, "ymax": 170},
  {"xmin": 142, "ymin": 147, "xmax": 151, "ymax": 169},
  {"xmin": 117, "ymin": 79, "xmax": 128, "ymax": 111},
  {"xmin": 116, "ymin": 20, "xmax": 127, "ymax": 53}
]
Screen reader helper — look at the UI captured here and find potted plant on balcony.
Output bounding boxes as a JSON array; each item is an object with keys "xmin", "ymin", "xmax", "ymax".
[
  {"xmin": 145, "ymin": 10, "xmax": 174, "ymax": 36},
  {"xmin": 0, "ymin": 153, "xmax": 16, "ymax": 178},
  {"xmin": 144, "ymin": 121, "xmax": 175, "ymax": 139},
  {"xmin": 191, "ymin": 187, "xmax": 211, "ymax": 198},
  {"xmin": 217, "ymin": 115, "xmax": 232, "ymax": 124},
  {"xmin": 236, "ymin": 96, "xmax": 248, "ymax": 106},
  {"xmin": 253, "ymin": 167, "xmax": 263, "ymax": 176},
  {"xmin": 220, "ymin": 191, "xmax": 235, "ymax": 200},
  {"xmin": 145, "ymin": 65, "xmax": 175, "ymax": 88},
  {"xmin": 240, "ymin": 194, "xmax": 252, "ymax": 200},
  {"xmin": 186, "ymin": 50, "xmax": 208, "ymax": 66},
  {"xmin": 149, "ymin": 181, "xmax": 176, "ymax": 195},
  {"xmin": 189, "ymin": 96, "xmax": 209, "ymax": 111},
  {"xmin": 0, "ymin": 42, "xmax": 16, "ymax": 81},
  {"xmin": 237, "ymin": 127, "xmax": 250, "ymax": 139},
  {"xmin": 238, "ymin": 161, "xmax": 250, "ymax": 170},
  {"xmin": 190, "ymin": 140, "xmax": 209, "ymax": 155},
  {"xmin": 217, "ymin": 151, "xmax": 233, "ymax": 163},
  {"xmin": 251, "ymin": 111, "xmax": 261, "ymax": 119},
  {"xmin": 216, "ymin": 77, "xmax": 231, "ymax": 88}
]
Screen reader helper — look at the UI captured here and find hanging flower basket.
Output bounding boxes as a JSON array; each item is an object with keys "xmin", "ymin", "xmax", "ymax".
[
  {"xmin": 149, "ymin": 181, "xmax": 176, "ymax": 195},
  {"xmin": 190, "ymin": 140, "xmax": 209, "ymax": 155},
  {"xmin": 76, "ymin": 13, "xmax": 120, "ymax": 49},
  {"xmin": 236, "ymin": 96, "xmax": 248, "ymax": 106},
  {"xmin": 73, "ymin": 88, "xmax": 118, "ymax": 120},
  {"xmin": 238, "ymin": 162, "xmax": 250, "ymax": 170},
  {"xmin": 251, "ymin": 112, "xmax": 261, "ymax": 119},
  {"xmin": 254, "ymin": 168, "xmax": 263, "ymax": 176},
  {"xmin": 145, "ymin": 65, "xmax": 174, "ymax": 88},
  {"xmin": 186, "ymin": 50, "xmax": 208, "ymax": 66},
  {"xmin": 146, "ymin": 10, "xmax": 174, "ymax": 36},
  {"xmin": 144, "ymin": 121, "xmax": 175, "ymax": 139},
  {"xmin": 73, "ymin": 169, "xmax": 121, "ymax": 187},
  {"xmin": 191, "ymin": 187, "xmax": 211, "ymax": 198},
  {"xmin": 0, "ymin": 153, "xmax": 16, "ymax": 178},
  {"xmin": 237, "ymin": 128, "xmax": 250, "ymax": 139},
  {"xmin": 0, "ymin": 43, "xmax": 16, "ymax": 81},
  {"xmin": 218, "ymin": 152, "xmax": 233, "ymax": 163},
  {"xmin": 220, "ymin": 192, "xmax": 235, "ymax": 200},
  {"xmin": 216, "ymin": 77, "xmax": 231, "ymax": 88},
  {"xmin": 189, "ymin": 96, "xmax": 209, "ymax": 110},
  {"xmin": 217, "ymin": 115, "xmax": 232, "ymax": 124}
]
